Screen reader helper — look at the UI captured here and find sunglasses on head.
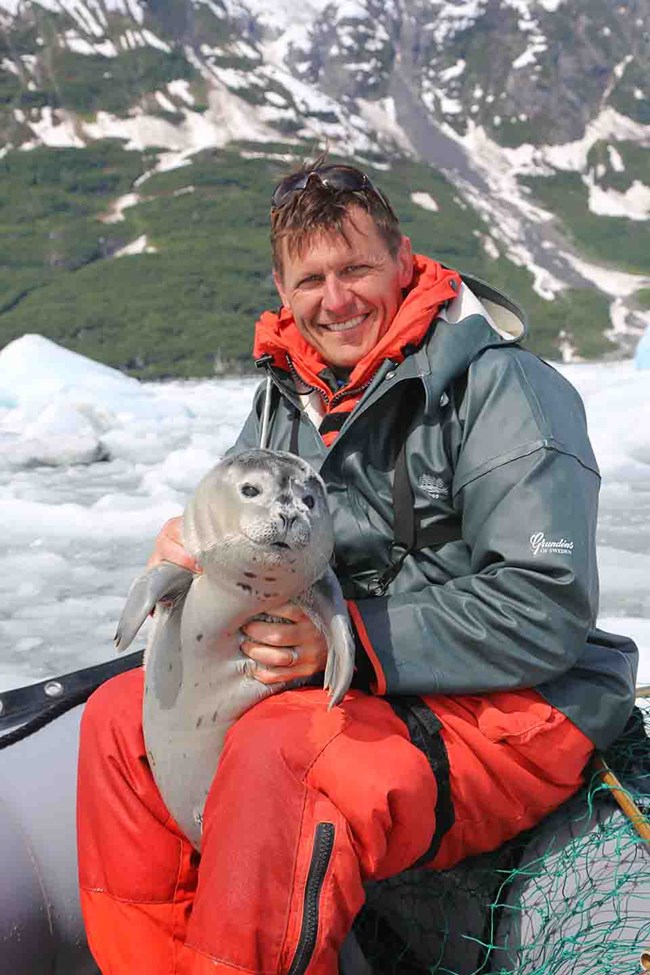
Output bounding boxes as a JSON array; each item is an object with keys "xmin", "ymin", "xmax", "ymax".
[{"xmin": 271, "ymin": 165, "xmax": 395, "ymax": 215}]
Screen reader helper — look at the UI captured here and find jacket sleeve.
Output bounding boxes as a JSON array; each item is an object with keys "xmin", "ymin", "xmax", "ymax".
[{"xmin": 349, "ymin": 351, "xmax": 602, "ymax": 697}]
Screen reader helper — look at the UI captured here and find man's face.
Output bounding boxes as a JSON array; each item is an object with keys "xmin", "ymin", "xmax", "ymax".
[{"xmin": 273, "ymin": 207, "xmax": 413, "ymax": 371}]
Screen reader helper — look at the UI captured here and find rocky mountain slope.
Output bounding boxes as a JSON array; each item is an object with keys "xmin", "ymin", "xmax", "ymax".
[{"xmin": 0, "ymin": 0, "xmax": 648, "ymax": 374}]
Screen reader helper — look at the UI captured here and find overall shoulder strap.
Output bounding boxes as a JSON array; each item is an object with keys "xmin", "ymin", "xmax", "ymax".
[{"xmin": 370, "ymin": 381, "xmax": 463, "ymax": 596}]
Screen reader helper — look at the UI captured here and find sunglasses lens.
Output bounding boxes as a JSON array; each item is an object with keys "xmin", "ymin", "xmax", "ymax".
[
  {"xmin": 271, "ymin": 172, "xmax": 309, "ymax": 209},
  {"xmin": 272, "ymin": 166, "xmax": 367, "ymax": 208},
  {"xmin": 318, "ymin": 167, "xmax": 366, "ymax": 192}
]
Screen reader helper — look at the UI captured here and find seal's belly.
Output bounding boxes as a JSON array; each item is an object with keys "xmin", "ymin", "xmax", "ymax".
[{"xmin": 143, "ymin": 587, "xmax": 274, "ymax": 849}]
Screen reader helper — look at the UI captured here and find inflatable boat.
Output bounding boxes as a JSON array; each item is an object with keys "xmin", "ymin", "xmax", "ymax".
[{"xmin": 1, "ymin": 654, "xmax": 648, "ymax": 975}]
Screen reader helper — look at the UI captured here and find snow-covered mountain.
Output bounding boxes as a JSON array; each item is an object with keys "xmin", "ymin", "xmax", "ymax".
[{"xmin": 0, "ymin": 0, "xmax": 648, "ymax": 360}]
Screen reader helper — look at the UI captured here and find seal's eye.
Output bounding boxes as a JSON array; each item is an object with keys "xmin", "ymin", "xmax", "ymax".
[
  {"xmin": 303, "ymin": 494, "xmax": 315, "ymax": 509},
  {"xmin": 241, "ymin": 484, "xmax": 261, "ymax": 498}
]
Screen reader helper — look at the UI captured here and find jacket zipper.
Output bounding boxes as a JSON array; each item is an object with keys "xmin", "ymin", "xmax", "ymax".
[
  {"xmin": 330, "ymin": 377, "xmax": 374, "ymax": 407},
  {"xmin": 287, "ymin": 822, "xmax": 335, "ymax": 975},
  {"xmin": 286, "ymin": 355, "xmax": 328, "ymax": 402},
  {"xmin": 286, "ymin": 355, "xmax": 383, "ymax": 408}
]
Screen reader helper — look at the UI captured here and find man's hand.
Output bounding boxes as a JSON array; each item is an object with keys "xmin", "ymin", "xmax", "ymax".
[
  {"xmin": 240, "ymin": 604, "xmax": 328, "ymax": 685},
  {"xmin": 147, "ymin": 516, "xmax": 200, "ymax": 573}
]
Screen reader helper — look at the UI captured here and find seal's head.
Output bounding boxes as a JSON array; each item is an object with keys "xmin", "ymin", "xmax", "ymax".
[{"xmin": 182, "ymin": 450, "xmax": 333, "ymax": 600}]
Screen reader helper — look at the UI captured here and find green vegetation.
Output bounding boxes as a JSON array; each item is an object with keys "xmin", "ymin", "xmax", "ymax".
[
  {"xmin": 0, "ymin": 140, "xmax": 630, "ymax": 377},
  {"xmin": 610, "ymin": 59, "xmax": 649, "ymax": 127},
  {"xmin": 521, "ymin": 171, "xmax": 650, "ymax": 276},
  {"xmin": 586, "ymin": 140, "xmax": 648, "ymax": 193},
  {"xmin": 42, "ymin": 46, "xmax": 196, "ymax": 118},
  {"xmin": 0, "ymin": 142, "xmax": 150, "ymax": 277}
]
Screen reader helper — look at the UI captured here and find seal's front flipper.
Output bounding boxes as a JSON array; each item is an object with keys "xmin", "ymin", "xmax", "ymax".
[
  {"xmin": 299, "ymin": 566, "xmax": 355, "ymax": 708},
  {"xmin": 115, "ymin": 562, "xmax": 194, "ymax": 653}
]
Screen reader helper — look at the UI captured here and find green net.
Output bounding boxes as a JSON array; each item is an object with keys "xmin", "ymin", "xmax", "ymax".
[{"xmin": 354, "ymin": 699, "xmax": 650, "ymax": 975}]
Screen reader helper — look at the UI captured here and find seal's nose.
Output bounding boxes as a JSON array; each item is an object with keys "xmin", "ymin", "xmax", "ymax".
[{"xmin": 277, "ymin": 512, "xmax": 297, "ymax": 532}]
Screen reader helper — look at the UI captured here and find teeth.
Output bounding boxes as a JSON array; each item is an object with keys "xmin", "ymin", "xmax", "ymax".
[{"xmin": 322, "ymin": 314, "xmax": 366, "ymax": 332}]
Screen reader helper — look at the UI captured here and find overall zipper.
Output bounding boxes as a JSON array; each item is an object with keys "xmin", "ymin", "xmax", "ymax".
[{"xmin": 287, "ymin": 822, "xmax": 335, "ymax": 975}]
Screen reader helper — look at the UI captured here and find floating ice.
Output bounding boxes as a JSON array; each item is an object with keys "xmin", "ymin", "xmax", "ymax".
[
  {"xmin": 0, "ymin": 339, "xmax": 647, "ymax": 691},
  {"xmin": 635, "ymin": 325, "xmax": 650, "ymax": 370}
]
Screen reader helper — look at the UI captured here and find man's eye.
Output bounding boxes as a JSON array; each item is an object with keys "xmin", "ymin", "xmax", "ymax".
[{"xmin": 241, "ymin": 484, "xmax": 261, "ymax": 498}]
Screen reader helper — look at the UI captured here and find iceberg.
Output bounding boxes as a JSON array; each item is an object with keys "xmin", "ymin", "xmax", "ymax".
[{"xmin": 0, "ymin": 334, "xmax": 190, "ymax": 469}]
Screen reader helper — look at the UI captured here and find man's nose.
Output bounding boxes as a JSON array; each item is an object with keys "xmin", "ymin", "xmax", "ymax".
[{"xmin": 321, "ymin": 274, "xmax": 352, "ymax": 314}]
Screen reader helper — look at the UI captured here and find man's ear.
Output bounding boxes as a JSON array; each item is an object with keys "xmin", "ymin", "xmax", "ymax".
[
  {"xmin": 273, "ymin": 269, "xmax": 288, "ymax": 307},
  {"xmin": 397, "ymin": 236, "xmax": 414, "ymax": 289}
]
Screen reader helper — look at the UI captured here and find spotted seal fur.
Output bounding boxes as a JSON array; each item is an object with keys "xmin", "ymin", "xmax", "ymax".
[{"xmin": 115, "ymin": 449, "xmax": 355, "ymax": 849}]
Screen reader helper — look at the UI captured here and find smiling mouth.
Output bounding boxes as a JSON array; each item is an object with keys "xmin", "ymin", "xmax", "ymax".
[{"xmin": 319, "ymin": 313, "xmax": 368, "ymax": 333}]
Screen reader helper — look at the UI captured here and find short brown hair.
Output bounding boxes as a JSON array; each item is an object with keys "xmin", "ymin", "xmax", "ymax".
[{"xmin": 270, "ymin": 156, "xmax": 402, "ymax": 277}]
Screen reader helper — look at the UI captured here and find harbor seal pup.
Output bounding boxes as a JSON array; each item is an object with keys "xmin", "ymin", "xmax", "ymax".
[{"xmin": 115, "ymin": 449, "xmax": 355, "ymax": 849}]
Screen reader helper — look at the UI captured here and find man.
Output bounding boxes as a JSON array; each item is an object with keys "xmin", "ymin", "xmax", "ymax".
[{"xmin": 77, "ymin": 160, "xmax": 638, "ymax": 974}]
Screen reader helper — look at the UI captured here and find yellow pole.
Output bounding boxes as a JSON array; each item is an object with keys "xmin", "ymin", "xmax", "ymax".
[{"xmin": 593, "ymin": 754, "xmax": 650, "ymax": 845}]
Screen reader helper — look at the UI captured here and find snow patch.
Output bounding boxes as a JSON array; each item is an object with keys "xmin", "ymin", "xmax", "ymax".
[
  {"xmin": 478, "ymin": 233, "xmax": 500, "ymax": 260},
  {"xmin": 265, "ymin": 90, "xmax": 288, "ymax": 107},
  {"xmin": 64, "ymin": 32, "xmax": 118, "ymax": 57},
  {"xmin": 556, "ymin": 330, "xmax": 581, "ymax": 363},
  {"xmin": 428, "ymin": 0, "xmax": 489, "ymax": 45},
  {"xmin": 439, "ymin": 59, "xmax": 466, "ymax": 82},
  {"xmin": 607, "ymin": 145, "xmax": 625, "ymax": 173},
  {"xmin": 512, "ymin": 43, "xmax": 547, "ymax": 71},
  {"xmin": 23, "ymin": 106, "xmax": 85, "ymax": 149},
  {"xmin": 543, "ymin": 108, "xmax": 649, "ymax": 174},
  {"xmin": 608, "ymin": 297, "xmax": 649, "ymax": 341},
  {"xmin": 99, "ymin": 192, "xmax": 141, "ymax": 223},
  {"xmin": 155, "ymin": 90, "xmax": 179, "ymax": 114},
  {"xmin": 410, "ymin": 191, "xmax": 439, "ymax": 213},
  {"xmin": 139, "ymin": 29, "xmax": 171, "ymax": 53},
  {"xmin": 559, "ymin": 251, "xmax": 650, "ymax": 299},
  {"xmin": 167, "ymin": 80, "xmax": 195, "ymax": 106},
  {"xmin": 1, "ymin": 56, "xmax": 19, "ymax": 74},
  {"xmin": 212, "ymin": 67, "xmax": 253, "ymax": 91},
  {"xmin": 452, "ymin": 175, "xmax": 564, "ymax": 299},
  {"xmin": 113, "ymin": 234, "xmax": 157, "ymax": 257},
  {"xmin": 80, "ymin": 77, "xmax": 279, "ymax": 153},
  {"xmin": 586, "ymin": 178, "xmax": 650, "ymax": 221},
  {"xmin": 356, "ymin": 97, "xmax": 414, "ymax": 154}
]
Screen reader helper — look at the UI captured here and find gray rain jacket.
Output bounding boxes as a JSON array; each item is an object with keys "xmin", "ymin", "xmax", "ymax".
[{"xmin": 230, "ymin": 273, "xmax": 638, "ymax": 750}]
